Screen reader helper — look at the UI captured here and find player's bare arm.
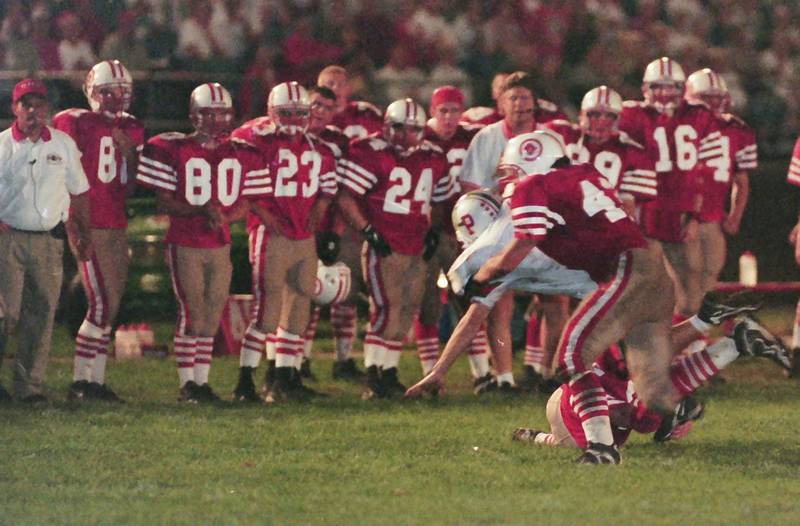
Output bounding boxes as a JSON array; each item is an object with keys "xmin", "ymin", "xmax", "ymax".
[
  {"xmin": 474, "ymin": 236, "xmax": 538, "ymax": 283},
  {"xmin": 405, "ymin": 301, "xmax": 492, "ymax": 398},
  {"xmin": 308, "ymin": 195, "xmax": 333, "ymax": 233},
  {"xmin": 249, "ymin": 202, "xmax": 287, "ymax": 236},
  {"xmin": 66, "ymin": 191, "xmax": 94, "ymax": 261},
  {"xmin": 723, "ymin": 170, "xmax": 749, "ymax": 235},
  {"xmin": 334, "ymin": 191, "xmax": 368, "ymax": 231}
]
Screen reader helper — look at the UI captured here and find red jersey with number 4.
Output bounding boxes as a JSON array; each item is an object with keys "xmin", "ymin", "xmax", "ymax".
[
  {"xmin": 510, "ymin": 163, "xmax": 647, "ymax": 283},
  {"xmin": 338, "ymin": 134, "xmax": 455, "ymax": 255},
  {"xmin": 234, "ymin": 119, "xmax": 338, "ymax": 240},
  {"xmin": 332, "ymin": 101, "xmax": 383, "ymax": 140},
  {"xmin": 424, "ymin": 122, "xmax": 482, "ymax": 235},
  {"xmin": 697, "ymin": 114, "xmax": 757, "ymax": 223},
  {"xmin": 137, "ymin": 133, "xmax": 270, "ymax": 248},
  {"xmin": 545, "ymin": 120, "xmax": 657, "ymax": 203},
  {"xmin": 52, "ymin": 109, "xmax": 145, "ymax": 229}
]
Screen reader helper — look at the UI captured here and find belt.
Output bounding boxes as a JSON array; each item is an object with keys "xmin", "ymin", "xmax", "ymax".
[{"xmin": 11, "ymin": 222, "xmax": 66, "ymax": 239}]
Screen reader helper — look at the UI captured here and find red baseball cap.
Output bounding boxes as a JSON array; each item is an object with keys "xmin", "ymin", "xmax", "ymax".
[
  {"xmin": 431, "ymin": 85, "xmax": 464, "ymax": 109},
  {"xmin": 12, "ymin": 78, "xmax": 48, "ymax": 104}
]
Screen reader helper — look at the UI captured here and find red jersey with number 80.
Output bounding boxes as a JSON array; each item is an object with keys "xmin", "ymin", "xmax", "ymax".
[
  {"xmin": 52, "ymin": 109, "xmax": 145, "ymax": 229},
  {"xmin": 338, "ymin": 134, "xmax": 455, "ymax": 255},
  {"xmin": 234, "ymin": 120, "xmax": 338, "ymax": 240},
  {"xmin": 137, "ymin": 133, "xmax": 271, "ymax": 248},
  {"xmin": 510, "ymin": 163, "xmax": 646, "ymax": 282}
]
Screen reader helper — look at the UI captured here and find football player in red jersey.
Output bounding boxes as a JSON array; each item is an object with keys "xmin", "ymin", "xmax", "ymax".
[
  {"xmin": 417, "ymin": 85, "xmax": 493, "ymax": 388},
  {"xmin": 136, "ymin": 83, "xmax": 271, "ymax": 403},
  {"xmin": 474, "ymin": 130, "xmax": 677, "ymax": 464},
  {"xmin": 686, "ymin": 69, "xmax": 756, "ymax": 300},
  {"xmin": 231, "ymin": 82, "xmax": 338, "ymax": 402},
  {"xmin": 337, "ymin": 98, "xmax": 456, "ymax": 398},
  {"xmin": 618, "ymin": 57, "xmax": 725, "ymax": 325},
  {"xmin": 317, "ymin": 65, "xmax": 383, "ymax": 140},
  {"xmin": 53, "ymin": 60, "xmax": 144, "ymax": 402}
]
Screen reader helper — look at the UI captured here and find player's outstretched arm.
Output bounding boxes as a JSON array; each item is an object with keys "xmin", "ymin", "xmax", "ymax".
[
  {"xmin": 405, "ymin": 301, "xmax": 491, "ymax": 398},
  {"xmin": 474, "ymin": 237, "xmax": 538, "ymax": 284}
]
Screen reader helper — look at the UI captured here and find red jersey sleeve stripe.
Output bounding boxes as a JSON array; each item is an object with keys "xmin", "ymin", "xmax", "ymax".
[
  {"xmin": 511, "ymin": 205, "xmax": 565, "ymax": 225},
  {"xmin": 431, "ymin": 175, "xmax": 456, "ymax": 202},
  {"xmin": 339, "ymin": 176, "xmax": 367, "ymax": 195},
  {"xmin": 139, "ymin": 155, "xmax": 175, "ymax": 174},
  {"xmin": 787, "ymin": 158, "xmax": 800, "ymax": 186},
  {"xmin": 338, "ymin": 167, "xmax": 374, "ymax": 193},
  {"xmin": 136, "ymin": 172, "xmax": 176, "ymax": 191},
  {"xmin": 338, "ymin": 158, "xmax": 378, "ymax": 184}
]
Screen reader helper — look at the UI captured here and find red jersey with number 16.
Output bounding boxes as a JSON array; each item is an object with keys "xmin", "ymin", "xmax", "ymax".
[
  {"xmin": 52, "ymin": 109, "xmax": 145, "ymax": 229},
  {"xmin": 338, "ymin": 134, "xmax": 456, "ymax": 255},
  {"xmin": 510, "ymin": 163, "xmax": 646, "ymax": 283},
  {"xmin": 137, "ymin": 133, "xmax": 271, "ymax": 248}
]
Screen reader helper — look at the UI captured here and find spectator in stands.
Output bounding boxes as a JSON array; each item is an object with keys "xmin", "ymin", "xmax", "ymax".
[
  {"xmin": 283, "ymin": 15, "xmax": 343, "ymax": 84},
  {"xmin": 99, "ymin": 11, "xmax": 152, "ymax": 70},
  {"xmin": 422, "ymin": 45, "xmax": 472, "ymax": 106},
  {"xmin": 30, "ymin": 5, "xmax": 61, "ymax": 70},
  {"xmin": 72, "ymin": 0, "xmax": 108, "ymax": 51},
  {"xmin": 374, "ymin": 44, "xmax": 426, "ymax": 105},
  {"xmin": 176, "ymin": 0, "xmax": 220, "ymax": 65},
  {"xmin": 0, "ymin": 1, "xmax": 40, "ymax": 72},
  {"xmin": 57, "ymin": 11, "xmax": 96, "ymax": 71},
  {"xmin": 210, "ymin": 0, "xmax": 248, "ymax": 65},
  {"xmin": 238, "ymin": 45, "xmax": 279, "ymax": 119}
]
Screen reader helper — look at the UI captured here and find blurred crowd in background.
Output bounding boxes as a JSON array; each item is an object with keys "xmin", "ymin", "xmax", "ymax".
[{"xmin": 1, "ymin": 0, "xmax": 799, "ymax": 154}]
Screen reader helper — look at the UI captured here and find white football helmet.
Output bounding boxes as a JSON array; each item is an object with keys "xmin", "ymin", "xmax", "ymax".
[
  {"xmin": 642, "ymin": 57, "xmax": 686, "ymax": 112},
  {"xmin": 189, "ymin": 83, "xmax": 234, "ymax": 137},
  {"xmin": 84, "ymin": 60, "xmax": 133, "ymax": 114},
  {"xmin": 498, "ymin": 129, "xmax": 566, "ymax": 179},
  {"xmin": 581, "ymin": 85, "xmax": 623, "ymax": 114},
  {"xmin": 268, "ymin": 81, "xmax": 310, "ymax": 134},
  {"xmin": 384, "ymin": 98, "xmax": 426, "ymax": 152},
  {"xmin": 580, "ymin": 85, "xmax": 623, "ymax": 140},
  {"xmin": 312, "ymin": 262, "xmax": 352, "ymax": 306},
  {"xmin": 452, "ymin": 191, "xmax": 502, "ymax": 248},
  {"xmin": 686, "ymin": 68, "xmax": 729, "ymax": 114}
]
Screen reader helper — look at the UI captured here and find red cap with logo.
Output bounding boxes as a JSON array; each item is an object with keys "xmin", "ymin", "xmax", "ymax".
[{"xmin": 12, "ymin": 79, "xmax": 48, "ymax": 104}]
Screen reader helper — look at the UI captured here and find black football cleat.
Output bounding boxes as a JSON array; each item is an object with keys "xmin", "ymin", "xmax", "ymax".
[
  {"xmin": 362, "ymin": 365, "xmax": 386, "ymax": 400},
  {"xmin": 473, "ymin": 373, "xmax": 497, "ymax": 395},
  {"xmin": 195, "ymin": 383, "xmax": 222, "ymax": 403},
  {"xmin": 512, "ymin": 428, "xmax": 543, "ymax": 442},
  {"xmin": 233, "ymin": 366, "xmax": 262, "ymax": 403},
  {"xmin": 177, "ymin": 381, "xmax": 202, "ymax": 403},
  {"xmin": 733, "ymin": 317, "xmax": 794, "ymax": 370},
  {"xmin": 264, "ymin": 367, "xmax": 293, "ymax": 403},
  {"xmin": 261, "ymin": 360, "xmax": 277, "ymax": 396},
  {"xmin": 299, "ymin": 358, "xmax": 317, "ymax": 381},
  {"xmin": 380, "ymin": 367, "xmax": 407, "ymax": 397},
  {"xmin": 85, "ymin": 382, "xmax": 124, "ymax": 403},
  {"xmin": 332, "ymin": 358, "xmax": 366, "ymax": 381},
  {"xmin": 288, "ymin": 368, "xmax": 327, "ymax": 399},
  {"xmin": 67, "ymin": 380, "xmax": 90, "ymax": 401},
  {"xmin": 518, "ymin": 365, "xmax": 543, "ymax": 393},
  {"xmin": 575, "ymin": 442, "xmax": 621, "ymax": 464},
  {"xmin": 697, "ymin": 294, "xmax": 760, "ymax": 326},
  {"xmin": 654, "ymin": 396, "xmax": 704, "ymax": 442}
]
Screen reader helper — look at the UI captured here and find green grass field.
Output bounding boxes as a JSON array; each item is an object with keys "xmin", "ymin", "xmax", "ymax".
[{"xmin": 3, "ymin": 310, "xmax": 800, "ymax": 525}]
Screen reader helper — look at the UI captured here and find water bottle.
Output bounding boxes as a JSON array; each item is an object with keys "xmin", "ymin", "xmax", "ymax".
[{"xmin": 739, "ymin": 251, "xmax": 757, "ymax": 287}]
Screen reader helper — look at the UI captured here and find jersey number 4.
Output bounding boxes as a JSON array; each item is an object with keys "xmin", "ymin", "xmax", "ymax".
[{"xmin": 581, "ymin": 179, "xmax": 626, "ymax": 223}]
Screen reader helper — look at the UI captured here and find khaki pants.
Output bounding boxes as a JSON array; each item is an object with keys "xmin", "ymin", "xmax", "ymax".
[
  {"xmin": 167, "ymin": 244, "xmax": 232, "ymax": 337},
  {"xmin": 697, "ymin": 221, "xmax": 726, "ymax": 294},
  {"xmin": 418, "ymin": 233, "xmax": 459, "ymax": 326},
  {"xmin": 0, "ymin": 230, "xmax": 64, "ymax": 397},
  {"xmin": 73, "ymin": 228, "xmax": 129, "ymax": 327},
  {"xmin": 661, "ymin": 237, "xmax": 703, "ymax": 317}
]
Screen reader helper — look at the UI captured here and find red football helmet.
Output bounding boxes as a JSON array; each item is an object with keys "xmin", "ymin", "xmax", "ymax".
[
  {"xmin": 579, "ymin": 85, "xmax": 623, "ymax": 142},
  {"xmin": 268, "ymin": 81, "xmax": 310, "ymax": 134},
  {"xmin": 84, "ymin": 60, "xmax": 133, "ymax": 114},
  {"xmin": 189, "ymin": 82, "xmax": 234, "ymax": 139},
  {"xmin": 642, "ymin": 57, "xmax": 686, "ymax": 113},
  {"xmin": 383, "ymin": 98, "xmax": 426, "ymax": 153},
  {"xmin": 686, "ymin": 68, "xmax": 730, "ymax": 115}
]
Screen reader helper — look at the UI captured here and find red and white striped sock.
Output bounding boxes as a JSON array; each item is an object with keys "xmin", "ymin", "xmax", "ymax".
[
  {"xmin": 414, "ymin": 320, "xmax": 440, "ymax": 374},
  {"xmin": 331, "ymin": 304, "xmax": 356, "ymax": 361},
  {"xmin": 266, "ymin": 333, "xmax": 277, "ymax": 361},
  {"xmin": 568, "ymin": 371, "xmax": 613, "ymax": 446},
  {"xmin": 468, "ymin": 328, "xmax": 490, "ymax": 378},
  {"xmin": 364, "ymin": 331, "xmax": 387, "ymax": 368},
  {"xmin": 304, "ymin": 306, "xmax": 321, "ymax": 359},
  {"xmin": 90, "ymin": 327, "xmax": 112, "ymax": 384},
  {"xmin": 73, "ymin": 319, "xmax": 105, "ymax": 382},
  {"xmin": 670, "ymin": 338, "xmax": 736, "ymax": 396},
  {"xmin": 174, "ymin": 334, "xmax": 197, "ymax": 386},
  {"xmin": 194, "ymin": 336, "xmax": 214, "ymax": 385},
  {"xmin": 383, "ymin": 339, "xmax": 403, "ymax": 370},
  {"xmin": 534, "ymin": 433, "xmax": 558, "ymax": 446},
  {"xmin": 240, "ymin": 325, "xmax": 266, "ymax": 368},
  {"xmin": 275, "ymin": 327, "xmax": 303, "ymax": 368}
]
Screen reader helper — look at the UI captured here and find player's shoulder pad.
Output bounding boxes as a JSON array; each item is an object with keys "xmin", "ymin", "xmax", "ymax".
[
  {"xmin": 419, "ymin": 139, "xmax": 444, "ymax": 155},
  {"xmin": 616, "ymin": 131, "xmax": 645, "ymax": 149},
  {"xmin": 622, "ymin": 100, "xmax": 645, "ymax": 109},
  {"xmin": 351, "ymin": 134, "xmax": 389, "ymax": 153},
  {"xmin": 721, "ymin": 112, "xmax": 750, "ymax": 128},
  {"xmin": 150, "ymin": 132, "xmax": 187, "ymax": 143},
  {"xmin": 354, "ymin": 100, "xmax": 382, "ymax": 117},
  {"xmin": 458, "ymin": 122, "xmax": 484, "ymax": 133},
  {"xmin": 462, "ymin": 106, "xmax": 494, "ymax": 120},
  {"xmin": 537, "ymin": 98, "xmax": 559, "ymax": 112},
  {"xmin": 307, "ymin": 133, "xmax": 341, "ymax": 158},
  {"xmin": 229, "ymin": 136, "xmax": 260, "ymax": 151},
  {"xmin": 53, "ymin": 108, "xmax": 90, "ymax": 121},
  {"xmin": 547, "ymin": 118, "xmax": 578, "ymax": 131}
]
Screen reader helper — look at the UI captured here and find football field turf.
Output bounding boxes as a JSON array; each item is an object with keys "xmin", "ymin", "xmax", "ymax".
[{"xmin": 2, "ymin": 313, "xmax": 800, "ymax": 525}]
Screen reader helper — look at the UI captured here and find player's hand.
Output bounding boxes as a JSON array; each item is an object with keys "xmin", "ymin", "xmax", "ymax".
[
  {"xmin": 789, "ymin": 222, "xmax": 800, "ymax": 245},
  {"xmin": 681, "ymin": 216, "xmax": 698, "ymax": 242},
  {"xmin": 203, "ymin": 203, "xmax": 225, "ymax": 230},
  {"xmin": 111, "ymin": 127, "xmax": 137, "ymax": 158},
  {"xmin": 722, "ymin": 214, "xmax": 741, "ymax": 235},
  {"xmin": 74, "ymin": 235, "xmax": 94, "ymax": 261},
  {"xmin": 362, "ymin": 224, "xmax": 392, "ymax": 257},
  {"xmin": 316, "ymin": 231, "xmax": 340, "ymax": 265},
  {"xmin": 404, "ymin": 370, "xmax": 445, "ymax": 399},
  {"xmin": 422, "ymin": 228, "xmax": 439, "ymax": 261}
]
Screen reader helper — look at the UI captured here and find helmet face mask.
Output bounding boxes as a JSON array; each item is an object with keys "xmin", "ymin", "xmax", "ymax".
[
  {"xmin": 84, "ymin": 60, "xmax": 133, "ymax": 114},
  {"xmin": 642, "ymin": 57, "xmax": 686, "ymax": 113},
  {"xmin": 384, "ymin": 98, "xmax": 426, "ymax": 153},
  {"xmin": 579, "ymin": 85, "xmax": 622, "ymax": 142},
  {"xmin": 686, "ymin": 68, "xmax": 729, "ymax": 115},
  {"xmin": 268, "ymin": 81, "xmax": 311, "ymax": 135},
  {"xmin": 189, "ymin": 83, "xmax": 234, "ymax": 139}
]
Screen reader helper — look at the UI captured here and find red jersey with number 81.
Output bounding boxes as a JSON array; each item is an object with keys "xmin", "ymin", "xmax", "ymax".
[
  {"xmin": 338, "ymin": 134, "xmax": 455, "ymax": 255},
  {"xmin": 510, "ymin": 163, "xmax": 646, "ymax": 282},
  {"xmin": 234, "ymin": 120, "xmax": 338, "ymax": 240},
  {"xmin": 137, "ymin": 133, "xmax": 271, "ymax": 248},
  {"xmin": 52, "ymin": 109, "xmax": 145, "ymax": 229}
]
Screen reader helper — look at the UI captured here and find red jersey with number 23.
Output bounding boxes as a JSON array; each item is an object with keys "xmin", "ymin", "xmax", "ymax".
[
  {"xmin": 137, "ymin": 133, "xmax": 271, "ymax": 248},
  {"xmin": 338, "ymin": 135, "xmax": 456, "ymax": 255},
  {"xmin": 510, "ymin": 163, "xmax": 646, "ymax": 283},
  {"xmin": 52, "ymin": 109, "xmax": 145, "ymax": 229}
]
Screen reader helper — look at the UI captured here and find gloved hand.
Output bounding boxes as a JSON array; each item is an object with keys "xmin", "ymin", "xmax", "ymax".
[
  {"xmin": 422, "ymin": 228, "xmax": 439, "ymax": 261},
  {"xmin": 362, "ymin": 224, "xmax": 392, "ymax": 257},
  {"xmin": 316, "ymin": 231, "xmax": 341, "ymax": 265}
]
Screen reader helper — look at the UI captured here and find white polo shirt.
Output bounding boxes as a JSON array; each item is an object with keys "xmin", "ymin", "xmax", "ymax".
[
  {"xmin": 459, "ymin": 120, "xmax": 547, "ymax": 191},
  {"xmin": 0, "ymin": 123, "xmax": 89, "ymax": 231}
]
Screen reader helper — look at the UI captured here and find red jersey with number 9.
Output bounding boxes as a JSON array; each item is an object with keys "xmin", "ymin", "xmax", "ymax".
[
  {"xmin": 338, "ymin": 134, "xmax": 455, "ymax": 255},
  {"xmin": 137, "ymin": 133, "xmax": 271, "ymax": 248},
  {"xmin": 234, "ymin": 119, "xmax": 338, "ymax": 240},
  {"xmin": 510, "ymin": 163, "xmax": 646, "ymax": 282},
  {"xmin": 52, "ymin": 109, "xmax": 145, "ymax": 229}
]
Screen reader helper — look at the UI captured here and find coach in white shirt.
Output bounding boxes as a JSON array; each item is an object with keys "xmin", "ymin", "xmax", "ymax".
[{"xmin": 0, "ymin": 79, "xmax": 92, "ymax": 402}]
